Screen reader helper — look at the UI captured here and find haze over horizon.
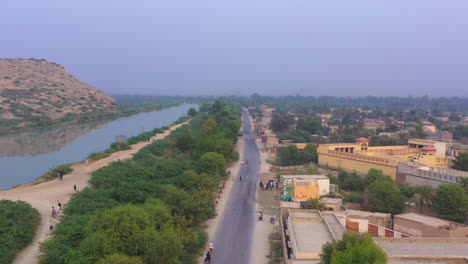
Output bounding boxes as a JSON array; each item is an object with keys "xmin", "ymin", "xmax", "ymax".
[{"xmin": 2, "ymin": 1, "xmax": 468, "ymax": 97}]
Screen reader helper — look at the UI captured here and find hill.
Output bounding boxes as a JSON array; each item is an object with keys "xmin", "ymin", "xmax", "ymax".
[{"xmin": 0, "ymin": 59, "xmax": 117, "ymax": 121}]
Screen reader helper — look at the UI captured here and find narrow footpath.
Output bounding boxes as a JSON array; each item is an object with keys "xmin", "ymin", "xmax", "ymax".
[
  {"xmin": 211, "ymin": 110, "xmax": 261, "ymax": 264},
  {"xmin": 0, "ymin": 122, "xmax": 187, "ymax": 264}
]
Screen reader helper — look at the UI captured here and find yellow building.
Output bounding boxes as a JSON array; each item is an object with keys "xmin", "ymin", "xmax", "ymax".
[
  {"xmin": 292, "ymin": 179, "xmax": 320, "ymax": 201},
  {"xmin": 318, "ymin": 138, "xmax": 448, "ymax": 180}
]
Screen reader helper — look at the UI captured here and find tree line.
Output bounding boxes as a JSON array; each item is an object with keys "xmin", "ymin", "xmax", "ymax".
[{"xmin": 39, "ymin": 100, "xmax": 242, "ymax": 264}]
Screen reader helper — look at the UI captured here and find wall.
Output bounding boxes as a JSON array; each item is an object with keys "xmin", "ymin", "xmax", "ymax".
[
  {"xmin": 398, "ymin": 162, "xmax": 468, "ymax": 188},
  {"xmin": 318, "ymin": 153, "xmax": 398, "ymax": 180}
]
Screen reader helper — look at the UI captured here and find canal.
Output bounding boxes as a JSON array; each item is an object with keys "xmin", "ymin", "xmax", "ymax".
[{"xmin": 0, "ymin": 104, "xmax": 196, "ymax": 189}]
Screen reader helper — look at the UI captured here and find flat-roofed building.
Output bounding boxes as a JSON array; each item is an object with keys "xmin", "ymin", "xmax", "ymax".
[
  {"xmin": 397, "ymin": 161, "xmax": 468, "ymax": 188},
  {"xmin": 281, "ymin": 209, "xmax": 345, "ymax": 263},
  {"xmin": 393, "ymin": 213, "xmax": 468, "ymax": 238},
  {"xmin": 320, "ymin": 197, "xmax": 342, "ymax": 211},
  {"xmin": 318, "ymin": 138, "xmax": 449, "ymax": 180},
  {"xmin": 280, "ymin": 175, "xmax": 330, "ymax": 201},
  {"xmin": 375, "ymin": 237, "xmax": 468, "ymax": 263}
]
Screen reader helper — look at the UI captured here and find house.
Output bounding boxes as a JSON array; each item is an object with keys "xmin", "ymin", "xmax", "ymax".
[{"xmin": 393, "ymin": 213, "xmax": 468, "ymax": 238}]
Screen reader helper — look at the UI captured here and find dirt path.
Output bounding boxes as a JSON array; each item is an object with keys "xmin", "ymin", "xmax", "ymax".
[{"xmin": 0, "ymin": 122, "xmax": 186, "ymax": 264}]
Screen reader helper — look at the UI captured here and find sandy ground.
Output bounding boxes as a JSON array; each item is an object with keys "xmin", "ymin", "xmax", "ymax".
[
  {"xmin": 0, "ymin": 122, "xmax": 187, "ymax": 264},
  {"xmin": 251, "ymin": 137, "xmax": 279, "ymax": 264}
]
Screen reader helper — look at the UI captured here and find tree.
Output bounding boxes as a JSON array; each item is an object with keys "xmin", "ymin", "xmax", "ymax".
[
  {"xmin": 97, "ymin": 254, "xmax": 143, "ymax": 264},
  {"xmin": 301, "ymin": 198, "xmax": 324, "ymax": 209},
  {"xmin": 408, "ymin": 185, "xmax": 433, "ymax": 209},
  {"xmin": 458, "ymin": 177, "xmax": 468, "ymax": 192},
  {"xmin": 187, "ymin": 108, "xmax": 198, "ymax": 117},
  {"xmin": 271, "ymin": 112, "xmax": 295, "ymax": 132},
  {"xmin": 198, "ymin": 152, "xmax": 226, "ymax": 177},
  {"xmin": 201, "ymin": 118, "xmax": 217, "ymax": 136},
  {"xmin": 364, "ymin": 169, "xmax": 387, "ymax": 185},
  {"xmin": 338, "ymin": 171, "xmax": 365, "ymax": 192},
  {"xmin": 452, "ymin": 152, "xmax": 468, "ymax": 172},
  {"xmin": 144, "ymin": 226, "xmax": 183, "ymax": 264},
  {"xmin": 297, "ymin": 115, "xmax": 322, "ymax": 134},
  {"xmin": 367, "ymin": 180, "xmax": 404, "ymax": 214},
  {"xmin": 175, "ymin": 134, "xmax": 194, "ymax": 153},
  {"xmin": 320, "ymin": 232, "xmax": 387, "ymax": 264},
  {"xmin": 432, "ymin": 183, "xmax": 468, "ymax": 223},
  {"xmin": 211, "ymin": 100, "xmax": 223, "ymax": 113}
]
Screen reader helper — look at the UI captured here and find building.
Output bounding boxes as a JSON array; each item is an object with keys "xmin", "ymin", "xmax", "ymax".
[
  {"xmin": 318, "ymin": 138, "xmax": 449, "ymax": 180},
  {"xmin": 281, "ymin": 209, "xmax": 345, "ymax": 263},
  {"xmin": 280, "ymin": 175, "xmax": 330, "ymax": 201},
  {"xmin": 375, "ymin": 237, "xmax": 468, "ymax": 263},
  {"xmin": 393, "ymin": 213, "xmax": 468, "ymax": 238},
  {"xmin": 426, "ymin": 130, "xmax": 453, "ymax": 142},
  {"xmin": 345, "ymin": 210, "xmax": 392, "ymax": 228},
  {"xmin": 397, "ymin": 162, "xmax": 468, "ymax": 188},
  {"xmin": 320, "ymin": 197, "xmax": 342, "ymax": 211}
]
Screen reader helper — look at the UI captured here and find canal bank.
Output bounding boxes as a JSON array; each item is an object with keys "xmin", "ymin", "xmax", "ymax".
[
  {"xmin": 0, "ymin": 104, "xmax": 197, "ymax": 189},
  {"xmin": 0, "ymin": 120, "xmax": 189, "ymax": 264}
]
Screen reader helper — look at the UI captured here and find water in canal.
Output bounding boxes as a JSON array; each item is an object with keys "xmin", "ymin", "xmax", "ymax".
[{"xmin": 0, "ymin": 104, "xmax": 196, "ymax": 189}]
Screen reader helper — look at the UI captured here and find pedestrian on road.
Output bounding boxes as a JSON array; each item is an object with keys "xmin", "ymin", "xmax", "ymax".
[
  {"xmin": 239, "ymin": 175, "xmax": 242, "ymax": 181},
  {"xmin": 73, "ymin": 184, "xmax": 77, "ymax": 192},
  {"xmin": 49, "ymin": 224, "xmax": 53, "ymax": 232},
  {"xmin": 51, "ymin": 206, "xmax": 56, "ymax": 218},
  {"xmin": 57, "ymin": 201, "xmax": 62, "ymax": 213},
  {"xmin": 209, "ymin": 241, "xmax": 214, "ymax": 252},
  {"xmin": 259, "ymin": 181, "xmax": 263, "ymax": 189},
  {"xmin": 57, "ymin": 172, "xmax": 61, "ymax": 180},
  {"xmin": 241, "ymin": 160, "xmax": 244, "ymax": 165}
]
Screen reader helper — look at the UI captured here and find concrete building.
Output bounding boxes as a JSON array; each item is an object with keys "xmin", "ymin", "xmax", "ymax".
[
  {"xmin": 345, "ymin": 210, "xmax": 392, "ymax": 229},
  {"xmin": 397, "ymin": 162, "xmax": 468, "ymax": 188},
  {"xmin": 375, "ymin": 237, "xmax": 468, "ymax": 263},
  {"xmin": 320, "ymin": 197, "xmax": 342, "ymax": 211},
  {"xmin": 318, "ymin": 138, "xmax": 449, "ymax": 180},
  {"xmin": 393, "ymin": 213, "xmax": 468, "ymax": 238},
  {"xmin": 280, "ymin": 175, "xmax": 330, "ymax": 201},
  {"xmin": 281, "ymin": 209, "xmax": 345, "ymax": 263}
]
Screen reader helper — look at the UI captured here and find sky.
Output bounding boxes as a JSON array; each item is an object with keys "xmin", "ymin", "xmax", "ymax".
[{"xmin": 1, "ymin": 1, "xmax": 468, "ymax": 97}]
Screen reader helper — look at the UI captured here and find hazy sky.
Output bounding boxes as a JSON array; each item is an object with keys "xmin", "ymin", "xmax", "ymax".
[{"xmin": 1, "ymin": 1, "xmax": 468, "ymax": 97}]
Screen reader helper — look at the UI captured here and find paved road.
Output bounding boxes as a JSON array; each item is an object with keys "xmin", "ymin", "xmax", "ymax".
[{"xmin": 211, "ymin": 110, "xmax": 261, "ymax": 264}]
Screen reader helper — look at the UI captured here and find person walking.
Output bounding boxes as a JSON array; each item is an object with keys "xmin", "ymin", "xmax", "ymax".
[
  {"xmin": 57, "ymin": 201, "xmax": 62, "ymax": 213},
  {"xmin": 49, "ymin": 224, "xmax": 53, "ymax": 233},
  {"xmin": 57, "ymin": 172, "xmax": 61, "ymax": 180},
  {"xmin": 73, "ymin": 184, "xmax": 77, "ymax": 192},
  {"xmin": 51, "ymin": 206, "xmax": 56, "ymax": 218},
  {"xmin": 239, "ymin": 175, "xmax": 242, "ymax": 181},
  {"xmin": 259, "ymin": 181, "xmax": 263, "ymax": 190}
]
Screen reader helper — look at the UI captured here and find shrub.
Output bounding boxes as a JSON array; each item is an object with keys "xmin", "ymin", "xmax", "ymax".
[
  {"xmin": 230, "ymin": 151, "xmax": 240, "ymax": 161},
  {"xmin": 48, "ymin": 164, "xmax": 73, "ymax": 179},
  {"xmin": 88, "ymin": 152, "xmax": 110, "ymax": 161},
  {"xmin": 0, "ymin": 200, "xmax": 41, "ymax": 264},
  {"xmin": 344, "ymin": 193, "xmax": 364, "ymax": 203}
]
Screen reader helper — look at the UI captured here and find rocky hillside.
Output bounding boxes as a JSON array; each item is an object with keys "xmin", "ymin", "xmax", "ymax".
[{"xmin": 0, "ymin": 59, "xmax": 117, "ymax": 120}]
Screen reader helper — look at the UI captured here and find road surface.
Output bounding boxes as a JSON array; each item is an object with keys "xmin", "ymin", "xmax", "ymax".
[{"xmin": 212, "ymin": 110, "xmax": 261, "ymax": 264}]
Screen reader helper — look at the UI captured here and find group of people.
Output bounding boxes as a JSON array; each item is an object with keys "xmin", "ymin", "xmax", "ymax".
[
  {"xmin": 51, "ymin": 201, "xmax": 62, "ymax": 218},
  {"xmin": 259, "ymin": 180, "xmax": 278, "ymax": 191}
]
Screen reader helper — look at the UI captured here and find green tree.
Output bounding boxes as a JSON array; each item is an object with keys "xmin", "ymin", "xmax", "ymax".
[
  {"xmin": 432, "ymin": 183, "xmax": 468, "ymax": 223},
  {"xmin": 321, "ymin": 232, "xmax": 387, "ymax": 264},
  {"xmin": 301, "ymin": 198, "xmax": 324, "ymax": 209},
  {"xmin": 144, "ymin": 226, "xmax": 183, "ymax": 264},
  {"xmin": 298, "ymin": 115, "xmax": 322, "ymax": 134},
  {"xmin": 452, "ymin": 152, "xmax": 468, "ymax": 172},
  {"xmin": 367, "ymin": 180, "xmax": 404, "ymax": 214},
  {"xmin": 364, "ymin": 169, "xmax": 388, "ymax": 185},
  {"xmin": 408, "ymin": 185, "xmax": 433, "ymax": 209},
  {"xmin": 175, "ymin": 134, "xmax": 194, "ymax": 153},
  {"xmin": 458, "ymin": 177, "xmax": 468, "ymax": 192},
  {"xmin": 201, "ymin": 118, "xmax": 217, "ymax": 136},
  {"xmin": 198, "ymin": 152, "xmax": 227, "ymax": 177},
  {"xmin": 187, "ymin": 108, "xmax": 198, "ymax": 117},
  {"xmin": 97, "ymin": 253, "xmax": 143, "ymax": 264}
]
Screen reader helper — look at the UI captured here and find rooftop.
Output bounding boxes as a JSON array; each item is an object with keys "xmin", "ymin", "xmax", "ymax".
[
  {"xmin": 346, "ymin": 210, "xmax": 391, "ymax": 218},
  {"xmin": 356, "ymin": 137, "xmax": 369, "ymax": 142},
  {"xmin": 320, "ymin": 197, "xmax": 342, "ymax": 204},
  {"xmin": 281, "ymin": 175, "xmax": 329, "ymax": 180},
  {"xmin": 375, "ymin": 238, "xmax": 468, "ymax": 258},
  {"xmin": 394, "ymin": 213, "xmax": 467, "ymax": 228}
]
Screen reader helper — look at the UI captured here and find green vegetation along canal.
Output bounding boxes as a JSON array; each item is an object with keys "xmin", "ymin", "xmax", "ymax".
[{"xmin": 0, "ymin": 104, "xmax": 197, "ymax": 189}]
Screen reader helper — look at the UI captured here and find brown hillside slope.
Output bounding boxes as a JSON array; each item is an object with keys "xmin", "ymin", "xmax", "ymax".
[{"xmin": 0, "ymin": 59, "xmax": 117, "ymax": 120}]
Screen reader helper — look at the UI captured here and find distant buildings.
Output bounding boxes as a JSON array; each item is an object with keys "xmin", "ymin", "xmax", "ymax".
[
  {"xmin": 393, "ymin": 213, "xmax": 468, "ymax": 238},
  {"xmin": 318, "ymin": 138, "xmax": 449, "ymax": 180},
  {"xmin": 280, "ymin": 175, "xmax": 330, "ymax": 201},
  {"xmin": 397, "ymin": 161, "xmax": 468, "ymax": 188}
]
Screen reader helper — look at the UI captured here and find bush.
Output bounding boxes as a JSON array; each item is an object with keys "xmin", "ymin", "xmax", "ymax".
[
  {"xmin": 301, "ymin": 198, "xmax": 325, "ymax": 209},
  {"xmin": 88, "ymin": 152, "xmax": 110, "ymax": 161},
  {"xmin": 344, "ymin": 193, "xmax": 364, "ymax": 203},
  {"xmin": 230, "ymin": 151, "xmax": 239, "ymax": 161},
  {"xmin": 48, "ymin": 164, "xmax": 73, "ymax": 178},
  {"xmin": 0, "ymin": 200, "xmax": 41, "ymax": 264}
]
